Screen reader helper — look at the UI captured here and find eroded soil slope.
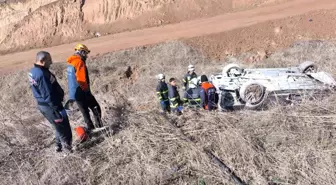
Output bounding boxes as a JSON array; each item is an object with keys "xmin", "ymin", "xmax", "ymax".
[
  {"xmin": 0, "ymin": 0, "xmax": 287, "ymax": 54},
  {"xmin": 186, "ymin": 9, "xmax": 336, "ymax": 61}
]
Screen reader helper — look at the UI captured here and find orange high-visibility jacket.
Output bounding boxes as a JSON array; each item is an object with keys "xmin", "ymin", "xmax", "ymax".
[
  {"xmin": 67, "ymin": 55, "xmax": 90, "ymax": 100},
  {"xmin": 200, "ymin": 82, "xmax": 216, "ymax": 110}
]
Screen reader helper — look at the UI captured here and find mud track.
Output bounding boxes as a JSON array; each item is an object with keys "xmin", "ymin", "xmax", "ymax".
[{"xmin": 0, "ymin": 0, "xmax": 335, "ymax": 75}]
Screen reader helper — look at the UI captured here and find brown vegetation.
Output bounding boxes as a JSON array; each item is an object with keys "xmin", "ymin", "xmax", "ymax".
[{"xmin": 1, "ymin": 41, "xmax": 336, "ymax": 184}]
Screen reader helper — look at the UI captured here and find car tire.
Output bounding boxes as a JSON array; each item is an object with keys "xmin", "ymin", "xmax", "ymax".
[
  {"xmin": 298, "ymin": 61, "xmax": 317, "ymax": 73},
  {"xmin": 239, "ymin": 81, "xmax": 268, "ymax": 110},
  {"xmin": 222, "ymin": 63, "xmax": 243, "ymax": 77}
]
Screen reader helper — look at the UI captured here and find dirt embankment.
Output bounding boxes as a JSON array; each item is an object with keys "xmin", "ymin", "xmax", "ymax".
[
  {"xmin": 186, "ymin": 9, "xmax": 336, "ymax": 61},
  {"xmin": 0, "ymin": 0, "xmax": 286, "ymax": 54},
  {"xmin": 0, "ymin": 0, "xmax": 57, "ymax": 44}
]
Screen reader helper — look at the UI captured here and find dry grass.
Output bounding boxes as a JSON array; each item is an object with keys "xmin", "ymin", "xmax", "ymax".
[{"xmin": 0, "ymin": 40, "xmax": 336, "ymax": 185}]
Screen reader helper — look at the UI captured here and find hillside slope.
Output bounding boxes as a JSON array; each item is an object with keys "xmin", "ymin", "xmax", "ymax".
[
  {"xmin": 2, "ymin": 0, "xmax": 336, "ymax": 75},
  {"xmin": 1, "ymin": 41, "xmax": 336, "ymax": 185},
  {"xmin": 0, "ymin": 0, "xmax": 285, "ymax": 54}
]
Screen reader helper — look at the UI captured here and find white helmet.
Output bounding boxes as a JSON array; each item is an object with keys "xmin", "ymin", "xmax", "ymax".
[
  {"xmin": 188, "ymin": 64, "xmax": 195, "ymax": 72},
  {"xmin": 157, "ymin": 73, "xmax": 165, "ymax": 80},
  {"xmin": 188, "ymin": 78, "xmax": 199, "ymax": 89}
]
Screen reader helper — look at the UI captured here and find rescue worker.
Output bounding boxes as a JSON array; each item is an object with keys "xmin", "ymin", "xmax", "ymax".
[
  {"xmin": 183, "ymin": 64, "xmax": 198, "ymax": 103},
  {"xmin": 156, "ymin": 74, "xmax": 170, "ymax": 113},
  {"xmin": 185, "ymin": 78, "xmax": 201, "ymax": 108},
  {"xmin": 67, "ymin": 44, "xmax": 103, "ymax": 132},
  {"xmin": 28, "ymin": 51, "xmax": 72, "ymax": 153},
  {"xmin": 168, "ymin": 78, "xmax": 183, "ymax": 114},
  {"xmin": 200, "ymin": 75, "xmax": 218, "ymax": 111}
]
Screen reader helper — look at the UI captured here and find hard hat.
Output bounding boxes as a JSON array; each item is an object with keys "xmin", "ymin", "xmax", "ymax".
[
  {"xmin": 189, "ymin": 78, "xmax": 199, "ymax": 89},
  {"xmin": 188, "ymin": 64, "xmax": 195, "ymax": 72},
  {"xmin": 74, "ymin": 44, "xmax": 90, "ymax": 53},
  {"xmin": 75, "ymin": 126, "xmax": 88, "ymax": 142},
  {"xmin": 157, "ymin": 73, "xmax": 165, "ymax": 80}
]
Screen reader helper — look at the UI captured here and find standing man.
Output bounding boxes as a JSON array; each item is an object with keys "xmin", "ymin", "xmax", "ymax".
[
  {"xmin": 67, "ymin": 44, "xmax": 103, "ymax": 132},
  {"xmin": 156, "ymin": 74, "xmax": 170, "ymax": 113},
  {"xmin": 28, "ymin": 51, "xmax": 72, "ymax": 153},
  {"xmin": 200, "ymin": 75, "xmax": 218, "ymax": 111},
  {"xmin": 182, "ymin": 64, "xmax": 198, "ymax": 103},
  {"xmin": 168, "ymin": 78, "xmax": 183, "ymax": 114}
]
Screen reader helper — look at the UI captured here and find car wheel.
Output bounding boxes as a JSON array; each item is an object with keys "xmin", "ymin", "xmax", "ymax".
[
  {"xmin": 298, "ymin": 61, "xmax": 317, "ymax": 73},
  {"xmin": 239, "ymin": 81, "xmax": 268, "ymax": 110},
  {"xmin": 222, "ymin": 63, "xmax": 243, "ymax": 77}
]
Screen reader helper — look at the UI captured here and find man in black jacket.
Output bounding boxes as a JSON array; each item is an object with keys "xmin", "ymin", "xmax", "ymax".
[
  {"xmin": 28, "ymin": 51, "xmax": 72, "ymax": 153},
  {"xmin": 168, "ymin": 78, "xmax": 183, "ymax": 114}
]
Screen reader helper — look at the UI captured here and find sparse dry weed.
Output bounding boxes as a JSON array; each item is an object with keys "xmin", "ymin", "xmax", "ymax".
[{"xmin": 0, "ymin": 40, "xmax": 336, "ymax": 185}]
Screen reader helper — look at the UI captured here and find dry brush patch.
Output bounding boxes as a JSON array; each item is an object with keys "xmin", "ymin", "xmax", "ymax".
[
  {"xmin": 178, "ymin": 98, "xmax": 336, "ymax": 185},
  {"xmin": 1, "ymin": 40, "xmax": 336, "ymax": 184}
]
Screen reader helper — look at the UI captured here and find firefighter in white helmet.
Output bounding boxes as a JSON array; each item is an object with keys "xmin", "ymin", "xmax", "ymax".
[
  {"xmin": 156, "ymin": 74, "xmax": 170, "ymax": 113},
  {"xmin": 185, "ymin": 77, "xmax": 201, "ymax": 108},
  {"xmin": 182, "ymin": 64, "xmax": 198, "ymax": 104}
]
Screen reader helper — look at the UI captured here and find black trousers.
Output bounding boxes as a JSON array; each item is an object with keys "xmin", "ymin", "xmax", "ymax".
[
  {"xmin": 76, "ymin": 93, "xmax": 102, "ymax": 130},
  {"xmin": 38, "ymin": 105, "xmax": 72, "ymax": 148}
]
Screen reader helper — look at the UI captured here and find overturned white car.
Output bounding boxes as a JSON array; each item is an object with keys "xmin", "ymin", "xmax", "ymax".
[{"xmin": 209, "ymin": 61, "xmax": 336, "ymax": 110}]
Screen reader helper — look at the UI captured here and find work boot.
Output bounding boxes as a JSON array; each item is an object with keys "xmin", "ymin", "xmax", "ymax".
[
  {"xmin": 84, "ymin": 126, "xmax": 94, "ymax": 138},
  {"xmin": 55, "ymin": 145, "xmax": 62, "ymax": 153}
]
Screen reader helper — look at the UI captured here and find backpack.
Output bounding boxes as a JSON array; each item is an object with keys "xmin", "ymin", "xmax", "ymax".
[{"xmin": 206, "ymin": 86, "xmax": 218, "ymax": 110}]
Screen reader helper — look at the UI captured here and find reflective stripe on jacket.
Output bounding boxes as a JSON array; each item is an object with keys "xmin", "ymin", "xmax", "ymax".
[
  {"xmin": 28, "ymin": 64, "xmax": 64, "ymax": 107},
  {"xmin": 168, "ymin": 85, "xmax": 181, "ymax": 108},
  {"xmin": 200, "ymin": 82, "xmax": 215, "ymax": 109},
  {"xmin": 156, "ymin": 81, "xmax": 169, "ymax": 101},
  {"xmin": 186, "ymin": 87, "xmax": 201, "ymax": 105},
  {"xmin": 182, "ymin": 72, "xmax": 197, "ymax": 89}
]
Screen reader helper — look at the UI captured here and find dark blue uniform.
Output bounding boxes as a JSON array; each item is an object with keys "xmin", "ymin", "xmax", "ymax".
[
  {"xmin": 156, "ymin": 81, "xmax": 170, "ymax": 112},
  {"xmin": 29, "ymin": 64, "xmax": 72, "ymax": 150},
  {"xmin": 168, "ymin": 85, "xmax": 182, "ymax": 113}
]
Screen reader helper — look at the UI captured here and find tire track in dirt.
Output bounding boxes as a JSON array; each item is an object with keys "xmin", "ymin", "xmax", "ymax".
[{"xmin": 0, "ymin": 0, "xmax": 336, "ymax": 75}]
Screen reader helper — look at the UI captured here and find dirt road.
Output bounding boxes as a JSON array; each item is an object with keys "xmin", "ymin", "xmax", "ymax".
[{"xmin": 1, "ymin": 0, "xmax": 335, "ymax": 74}]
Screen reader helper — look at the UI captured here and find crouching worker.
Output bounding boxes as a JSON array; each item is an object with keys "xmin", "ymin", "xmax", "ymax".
[
  {"xmin": 186, "ymin": 78, "xmax": 201, "ymax": 108},
  {"xmin": 67, "ymin": 44, "xmax": 103, "ymax": 133},
  {"xmin": 28, "ymin": 51, "xmax": 72, "ymax": 153},
  {"xmin": 168, "ymin": 78, "xmax": 183, "ymax": 115},
  {"xmin": 200, "ymin": 75, "xmax": 218, "ymax": 111},
  {"xmin": 156, "ymin": 74, "xmax": 170, "ymax": 113}
]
